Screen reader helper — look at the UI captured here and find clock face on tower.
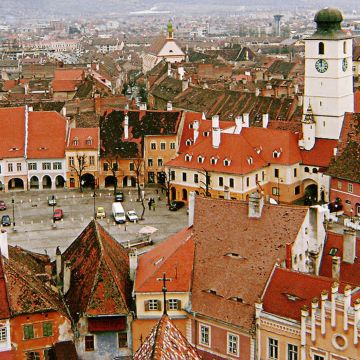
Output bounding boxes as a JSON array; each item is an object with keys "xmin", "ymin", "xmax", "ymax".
[
  {"xmin": 342, "ymin": 58, "xmax": 348, "ymax": 72},
  {"xmin": 315, "ymin": 59, "xmax": 328, "ymax": 73}
]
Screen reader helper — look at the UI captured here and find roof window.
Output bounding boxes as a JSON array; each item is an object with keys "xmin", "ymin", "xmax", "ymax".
[
  {"xmin": 185, "ymin": 139, "xmax": 193, "ymax": 146},
  {"xmin": 203, "ymin": 131, "xmax": 210, "ymax": 137},
  {"xmin": 86, "ymin": 136, "xmax": 93, "ymax": 145},
  {"xmin": 247, "ymin": 157, "xmax": 253, "ymax": 165},
  {"xmin": 210, "ymin": 157, "xmax": 218, "ymax": 165},
  {"xmin": 73, "ymin": 137, "xmax": 79, "ymax": 146},
  {"xmin": 224, "ymin": 158, "xmax": 231, "ymax": 166},
  {"xmin": 273, "ymin": 150, "xmax": 281, "ymax": 158},
  {"xmin": 197, "ymin": 155, "xmax": 204, "ymax": 164},
  {"xmin": 185, "ymin": 154, "xmax": 192, "ymax": 162}
]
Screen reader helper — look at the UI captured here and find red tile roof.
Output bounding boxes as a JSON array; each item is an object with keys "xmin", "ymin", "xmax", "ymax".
[
  {"xmin": 52, "ymin": 79, "xmax": 79, "ymax": 92},
  {"xmin": 355, "ymin": 89, "xmax": 360, "ymax": 113},
  {"xmin": 0, "ymin": 255, "xmax": 10, "ymax": 319},
  {"xmin": 319, "ymin": 231, "xmax": 360, "ymax": 287},
  {"xmin": 27, "ymin": 112, "xmax": 66, "ymax": 159},
  {"xmin": 62, "ymin": 221, "xmax": 131, "ymax": 321},
  {"xmin": 133, "ymin": 314, "xmax": 201, "ymax": 360},
  {"xmin": 301, "ymin": 139, "xmax": 338, "ymax": 167},
  {"xmin": 262, "ymin": 267, "xmax": 340, "ymax": 321},
  {"xmin": 66, "ymin": 128, "xmax": 99, "ymax": 150},
  {"xmin": 2, "ymin": 246, "xmax": 68, "ymax": 316},
  {"xmin": 135, "ymin": 227, "xmax": 193, "ymax": 293},
  {"xmin": 0, "ymin": 107, "xmax": 25, "ymax": 158},
  {"xmin": 191, "ymin": 196, "xmax": 308, "ymax": 329},
  {"xmin": 54, "ymin": 68, "xmax": 84, "ymax": 81}
]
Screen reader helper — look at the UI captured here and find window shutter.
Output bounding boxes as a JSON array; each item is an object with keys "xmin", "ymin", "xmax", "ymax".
[
  {"xmin": 157, "ymin": 300, "xmax": 162, "ymax": 311},
  {"xmin": 177, "ymin": 300, "xmax": 182, "ymax": 310},
  {"xmin": 144, "ymin": 301, "xmax": 149, "ymax": 311}
]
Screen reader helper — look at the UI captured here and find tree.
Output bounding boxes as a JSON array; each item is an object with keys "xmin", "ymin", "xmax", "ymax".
[
  {"xmin": 70, "ymin": 154, "xmax": 88, "ymax": 192},
  {"xmin": 159, "ymin": 168, "xmax": 173, "ymax": 206},
  {"xmin": 103, "ymin": 155, "xmax": 120, "ymax": 195},
  {"xmin": 133, "ymin": 157, "xmax": 146, "ymax": 219}
]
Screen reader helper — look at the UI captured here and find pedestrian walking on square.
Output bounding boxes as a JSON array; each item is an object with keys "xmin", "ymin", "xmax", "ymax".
[
  {"xmin": 152, "ymin": 201, "xmax": 156, "ymax": 211},
  {"xmin": 148, "ymin": 199, "xmax": 152, "ymax": 211}
]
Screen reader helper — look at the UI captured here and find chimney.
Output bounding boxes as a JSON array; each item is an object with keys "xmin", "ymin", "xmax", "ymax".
[
  {"xmin": 212, "ymin": 127, "xmax": 221, "ymax": 149},
  {"xmin": 202, "ymin": 112, "xmax": 206, "ymax": 120},
  {"xmin": 62, "ymin": 107, "xmax": 67, "ymax": 118},
  {"xmin": 167, "ymin": 62, "xmax": 172, "ymax": 77},
  {"xmin": 139, "ymin": 103, "xmax": 147, "ymax": 111},
  {"xmin": 224, "ymin": 186, "xmax": 230, "ymax": 200},
  {"xmin": 129, "ymin": 250, "xmax": 138, "ymax": 281},
  {"xmin": 182, "ymin": 79, "xmax": 189, "ymax": 92},
  {"xmin": 343, "ymin": 228, "xmax": 356, "ymax": 264},
  {"xmin": 56, "ymin": 246, "xmax": 62, "ymax": 281},
  {"xmin": 331, "ymin": 256, "xmax": 341, "ymax": 280},
  {"xmin": 167, "ymin": 101, "xmax": 173, "ymax": 111},
  {"xmin": 193, "ymin": 120, "xmax": 199, "ymax": 143},
  {"xmin": 0, "ymin": 230, "xmax": 8, "ymax": 259},
  {"xmin": 294, "ymin": 84, "xmax": 299, "ymax": 94},
  {"xmin": 234, "ymin": 116, "xmax": 242, "ymax": 134},
  {"xmin": 255, "ymin": 88, "xmax": 260, "ymax": 97},
  {"xmin": 286, "ymin": 243, "xmax": 292, "ymax": 269},
  {"xmin": 124, "ymin": 114, "xmax": 129, "ymax": 140},
  {"xmin": 212, "ymin": 114, "xmax": 219, "ymax": 128},
  {"xmin": 63, "ymin": 261, "xmax": 71, "ymax": 295},
  {"xmin": 188, "ymin": 191, "xmax": 196, "ymax": 227},
  {"xmin": 248, "ymin": 192, "xmax": 264, "ymax": 218},
  {"xmin": 333, "ymin": 147, "xmax": 338, "ymax": 156},
  {"xmin": 243, "ymin": 113, "xmax": 249, "ymax": 127},
  {"xmin": 262, "ymin": 113, "xmax": 269, "ymax": 128},
  {"xmin": 28, "ymin": 106, "xmax": 33, "ymax": 112},
  {"xmin": 178, "ymin": 66, "xmax": 184, "ymax": 80}
]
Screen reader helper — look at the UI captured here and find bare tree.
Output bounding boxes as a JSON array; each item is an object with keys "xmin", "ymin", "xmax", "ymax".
[
  {"xmin": 133, "ymin": 157, "xmax": 146, "ymax": 219},
  {"xmin": 104, "ymin": 155, "xmax": 120, "ymax": 195},
  {"xmin": 198, "ymin": 169, "xmax": 211, "ymax": 197},
  {"xmin": 70, "ymin": 154, "xmax": 88, "ymax": 192},
  {"xmin": 160, "ymin": 168, "xmax": 173, "ymax": 206}
]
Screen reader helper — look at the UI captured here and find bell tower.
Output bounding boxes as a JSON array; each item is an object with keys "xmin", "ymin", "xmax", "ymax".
[{"xmin": 303, "ymin": 7, "xmax": 354, "ymax": 140}]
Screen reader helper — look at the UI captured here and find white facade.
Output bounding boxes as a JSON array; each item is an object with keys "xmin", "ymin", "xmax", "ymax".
[{"xmin": 303, "ymin": 37, "xmax": 354, "ymax": 139}]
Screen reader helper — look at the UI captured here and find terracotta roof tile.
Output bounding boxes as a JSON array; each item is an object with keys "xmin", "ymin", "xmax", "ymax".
[
  {"xmin": 67, "ymin": 128, "xmax": 99, "ymax": 150},
  {"xmin": 62, "ymin": 221, "xmax": 131, "ymax": 321},
  {"xmin": 54, "ymin": 68, "xmax": 84, "ymax": 81},
  {"xmin": 301, "ymin": 139, "xmax": 338, "ymax": 167},
  {"xmin": 52, "ymin": 80, "xmax": 79, "ymax": 92},
  {"xmin": 135, "ymin": 227, "xmax": 193, "ymax": 293},
  {"xmin": 0, "ymin": 107, "xmax": 25, "ymax": 158},
  {"xmin": 27, "ymin": 112, "xmax": 66, "ymax": 159},
  {"xmin": 319, "ymin": 231, "xmax": 360, "ymax": 286},
  {"xmin": 133, "ymin": 314, "xmax": 201, "ymax": 360},
  {"xmin": 263, "ymin": 268, "xmax": 340, "ymax": 321},
  {"xmin": 191, "ymin": 196, "xmax": 308, "ymax": 329}
]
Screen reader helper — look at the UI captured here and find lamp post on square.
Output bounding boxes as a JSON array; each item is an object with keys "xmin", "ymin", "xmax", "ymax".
[{"xmin": 11, "ymin": 199, "xmax": 15, "ymax": 229}]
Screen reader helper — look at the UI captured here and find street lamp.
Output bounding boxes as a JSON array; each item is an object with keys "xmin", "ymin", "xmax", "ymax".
[
  {"xmin": 52, "ymin": 195, "xmax": 55, "ymax": 224},
  {"xmin": 11, "ymin": 199, "xmax": 15, "ymax": 228},
  {"xmin": 93, "ymin": 190, "xmax": 97, "ymax": 219}
]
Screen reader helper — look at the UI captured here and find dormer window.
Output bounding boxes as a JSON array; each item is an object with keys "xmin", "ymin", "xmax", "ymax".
[
  {"xmin": 73, "ymin": 137, "xmax": 79, "ymax": 146},
  {"xmin": 185, "ymin": 154, "xmax": 192, "ymax": 162},
  {"xmin": 185, "ymin": 139, "xmax": 193, "ymax": 146},
  {"xmin": 189, "ymin": 123, "xmax": 193, "ymax": 129},
  {"xmin": 273, "ymin": 150, "xmax": 281, "ymax": 158},
  {"xmin": 247, "ymin": 157, "xmax": 253, "ymax": 165},
  {"xmin": 86, "ymin": 136, "xmax": 93, "ymax": 145},
  {"xmin": 210, "ymin": 157, "xmax": 218, "ymax": 165},
  {"xmin": 203, "ymin": 131, "xmax": 210, "ymax": 137},
  {"xmin": 197, "ymin": 155, "xmax": 204, "ymax": 164},
  {"xmin": 224, "ymin": 158, "xmax": 231, "ymax": 166}
]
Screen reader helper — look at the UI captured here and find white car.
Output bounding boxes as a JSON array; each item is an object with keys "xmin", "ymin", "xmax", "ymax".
[{"xmin": 126, "ymin": 210, "xmax": 139, "ymax": 222}]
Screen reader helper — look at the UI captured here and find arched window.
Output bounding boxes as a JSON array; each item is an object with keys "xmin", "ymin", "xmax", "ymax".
[
  {"xmin": 343, "ymin": 41, "xmax": 347, "ymax": 54},
  {"xmin": 319, "ymin": 42, "xmax": 325, "ymax": 55},
  {"xmin": 304, "ymin": 167, "xmax": 310, "ymax": 173}
]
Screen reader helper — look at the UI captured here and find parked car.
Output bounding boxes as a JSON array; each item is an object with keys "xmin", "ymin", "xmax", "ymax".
[
  {"xmin": 48, "ymin": 196, "xmax": 57, "ymax": 206},
  {"xmin": 53, "ymin": 209, "xmax": 63, "ymax": 221},
  {"xmin": 114, "ymin": 191, "xmax": 124, "ymax": 202},
  {"xmin": 169, "ymin": 201, "xmax": 185, "ymax": 211},
  {"xmin": 126, "ymin": 210, "xmax": 139, "ymax": 222},
  {"xmin": 0, "ymin": 201, "xmax": 6, "ymax": 211},
  {"xmin": 112, "ymin": 202, "xmax": 126, "ymax": 224},
  {"xmin": 96, "ymin": 207, "xmax": 106, "ymax": 219},
  {"xmin": 1, "ymin": 215, "xmax": 11, "ymax": 226}
]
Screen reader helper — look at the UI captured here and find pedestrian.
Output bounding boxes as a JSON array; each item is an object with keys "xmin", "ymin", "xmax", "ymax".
[
  {"xmin": 148, "ymin": 199, "xmax": 152, "ymax": 211},
  {"xmin": 152, "ymin": 201, "xmax": 156, "ymax": 211},
  {"xmin": 156, "ymin": 189, "xmax": 158, "ymax": 194}
]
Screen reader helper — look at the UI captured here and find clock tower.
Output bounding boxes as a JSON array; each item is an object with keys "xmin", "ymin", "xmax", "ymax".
[{"xmin": 303, "ymin": 7, "xmax": 353, "ymax": 140}]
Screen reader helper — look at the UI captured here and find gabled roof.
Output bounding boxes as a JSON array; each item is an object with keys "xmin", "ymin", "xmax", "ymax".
[
  {"xmin": 135, "ymin": 227, "xmax": 193, "ymax": 293},
  {"xmin": 133, "ymin": 314, "xmax": 201, "ymax": 360},
  {"xmin": 27, "ymin": 111, "xmax": 66, "ymax": 159},
  {"xmin": 191, "ymin": 196, "xmax": 308, "ymax": 329},
  {"xmin": 301, "ymin": 139, "xmax": 338, "ymax": 167},
  {"xmin": 62, "ymin": 221, "xmax": 131, "ymax": 321},
  {"xmin": 148, "ymin": 36, "xmax": 168, "ymax": 55},
  {"xmin": 54, "ymin": 68, "xmax": 84, "ymax": 81},
  {"xmin": 262, "ymin": 267, "xmax": 344, "ymax": 321},
  {"xmin": 0, "ymin": 107, "xmax": 25, "ymax": 159},
  {"xmin": 319, "ymin": 231, "xmax": 360, "ymax": 287},
  {"xmin": 52, "ymin": 80, "xmax": 79, "ymax": 92},
  {"xmin": 66, "ymin": 128, "xmax": 99, "ymax": 150},
  {"xmin": 1, "ymin": 245, "xmax": 67, "ymax": 318}
]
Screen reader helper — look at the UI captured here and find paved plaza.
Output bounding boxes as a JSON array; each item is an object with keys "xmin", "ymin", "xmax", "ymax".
[{"xmin": 0, "ymin": 188, "xmax": 188, "ymax": 258}]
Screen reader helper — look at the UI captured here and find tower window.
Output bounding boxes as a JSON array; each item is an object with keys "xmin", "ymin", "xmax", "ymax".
[
  {"xmin": 318, "ymin": 42, "xmax": 324, "ymax": 55},
  {"xmin": 343, "ymin": 41, "xmax": 347, "ymax": 54}
]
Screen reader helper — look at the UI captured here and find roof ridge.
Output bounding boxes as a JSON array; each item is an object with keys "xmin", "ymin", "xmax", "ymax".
[{"xmin": 152, "ymin": 314, "xmax": 167, "ymax": 358}]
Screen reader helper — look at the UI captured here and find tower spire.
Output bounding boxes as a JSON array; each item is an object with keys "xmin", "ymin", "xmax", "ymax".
[{"xmin": 167, "ymin": 20, "xmax": 173, "ymax": 40}]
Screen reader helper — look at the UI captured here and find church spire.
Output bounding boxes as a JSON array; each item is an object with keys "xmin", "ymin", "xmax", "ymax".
[
  {"xmin": 167, "ymin": 20, "xmax": 173, "ymax": 40},
  {"xmin": 303, "ymin": 103, "xmax": 315, "ymax": 124}
]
